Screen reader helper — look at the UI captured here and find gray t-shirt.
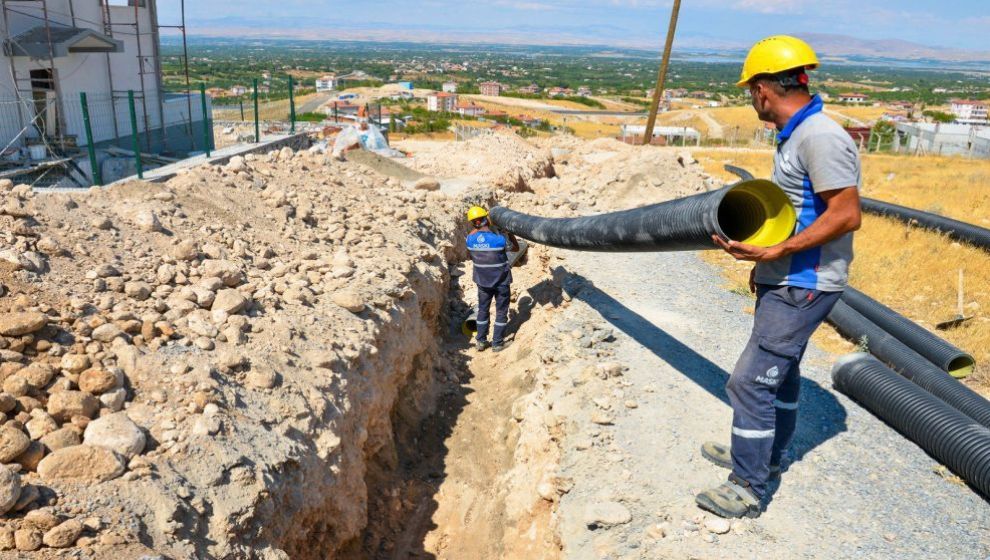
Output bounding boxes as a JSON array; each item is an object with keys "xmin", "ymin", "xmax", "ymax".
[{"xmin": 755, "ymin": 107, "xmax": 861, "ymax": 292}]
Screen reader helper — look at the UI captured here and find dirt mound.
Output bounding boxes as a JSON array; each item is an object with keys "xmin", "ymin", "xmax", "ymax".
[
  {"xmin": 395, "ymin": 131, "xmax": 555, "ymax": 192},
  {"xmin": 526, "ymin": 138, "xmax": 716, "ymax": 214},
  {"xmin": 0, "ymin": 146, "xmax": 474, "ymax": 557}
]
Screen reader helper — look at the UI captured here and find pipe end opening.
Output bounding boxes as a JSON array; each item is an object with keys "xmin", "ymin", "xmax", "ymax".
[
  {"xmin": 948, "ymin": 356, "xmax": 976, "ymax": 379},
  {"xmin": 462, "ymin": 319, "xmax": 478, "ymax": 337},
  {"xmin": 718, "ymin": 180, "xmax": 796, "ymax": 247}
]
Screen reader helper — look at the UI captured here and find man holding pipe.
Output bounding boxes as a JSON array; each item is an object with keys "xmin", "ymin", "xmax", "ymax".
[{"xmin": 697, "ymin": 35, "xmax": 862, "ymax": 519}]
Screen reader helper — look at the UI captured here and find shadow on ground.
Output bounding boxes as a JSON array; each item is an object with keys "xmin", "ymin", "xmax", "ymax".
[{"xmin": 556, "ymin": 266, "xmax": 848, "ymax": 500}]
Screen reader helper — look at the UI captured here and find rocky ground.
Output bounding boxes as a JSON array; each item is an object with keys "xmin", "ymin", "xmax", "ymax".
[{"xmin": 0, "ymin": 128, "xmax": 986, "ymax": 559}]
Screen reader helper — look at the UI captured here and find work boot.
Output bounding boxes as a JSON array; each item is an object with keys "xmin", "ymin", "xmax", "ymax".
[
  {"xmin": 492, "ymin": 340, "xmax": 512, "ymax": 353},
  {"xmin": 695, "ymin": 475, "xmax": 762, "ymax": 519},
  {"xmin": 475, "ymin": 339, "xmax": 490, "ymax": 352},
  {"xmin": 700, "ymin": 442, "xmax": 783, "ymax": 479}
]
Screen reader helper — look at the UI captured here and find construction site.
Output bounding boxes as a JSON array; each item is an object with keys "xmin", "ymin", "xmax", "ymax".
[{"xmin": 0, "ymin": 2, "xmax": 989, "ymax": 560}]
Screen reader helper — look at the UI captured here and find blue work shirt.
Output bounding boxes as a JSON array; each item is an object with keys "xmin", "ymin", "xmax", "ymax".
[{"xmin": 466, "ymin": 229, "xmax": 513, "ymax": 288}]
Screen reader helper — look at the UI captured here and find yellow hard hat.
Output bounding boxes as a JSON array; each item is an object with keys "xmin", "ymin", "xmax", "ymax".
[
  {"xmin": 737, "ymin": 35, "xmax": 819, "ymax": 87},
  {"xmin": 467, "ymin": 206, "xmax": 489, "ymax": 222}
]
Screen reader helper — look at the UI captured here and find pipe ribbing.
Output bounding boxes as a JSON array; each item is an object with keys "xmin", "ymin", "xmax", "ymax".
[
  {"xmin": 841, "ymin": 287, "xmax": 975, "ymax": 378},
  {"xmin": 861, "ymin": 198, "xmax": 990, "ymax": 250},
  {"xmin": 832, "ymin": 353, "xmax": 990, "ymax": 498},
  {"xmin": 490, "ymin": 179, "xmax": 796, "ymax": 252},
  {"xmin": 827, "ymin": 300, "xmax": 990, "ymax": 428}
]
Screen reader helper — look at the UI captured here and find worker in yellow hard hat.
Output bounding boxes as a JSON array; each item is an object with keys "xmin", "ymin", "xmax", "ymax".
[
  {"xmin": 465, "ymin": 206, "xmax": 520, "ymax": 352},
  {"xmin": 699, "ymin": 35, "xmax": 862, "ymax": 520}
]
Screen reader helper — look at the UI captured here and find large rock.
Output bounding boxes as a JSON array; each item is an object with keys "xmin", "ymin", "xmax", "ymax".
[
  {"xmin": 583, "ymin": 501, "xmax": 632, "ymax": 528},
  {"xmin": 17, "ymin": 363, "xmax": 55, "ymax": 389},
  {"xmin": 43, "ymin": 519, "xmax": 83, "ymax": 548},
  {"xmin": 40, "ymin": 427, "xmax": 81, "ymax": 451},
  {"xmin": 78, "ymin": 368, "xmax": 121, "ymax": 395},
  {"xmin": 134, "ymin": 209, "xmax": 162, "ymax": 233},
  {"xmin": 37, "ymin": 445, "xmax": 125, "ymax": 483},
  {"xmin": 0, "ymin": 426, "xmax": 30, "ymax": 463},
  {"xmin": 59, "ymin": 354, "xmax": 91, "ymax": 375},
  {"xmin": 91, "ymin": 323, "xmax": 124, "ymax": 343},
  {"xmin": 211, "ymin": 289, "xmax": 249, "ymax": 315},
  {"xmin": 201, "ymin": 260, "xmax": 245, "ymax": 287},
  {"xmin": 331, "ymin": 289, "xmax": 365, "ymax": 313},
  {"xmin": 0, "ymin": 464, "xmax": 21, "ymax": 515},
  {"xmin": 47, "ymin": 391, "xmax": 99, "ymax": 422},
  {"xmin": 0, "ymin": 312, "xmax": 47, "ymax": 336},
  {"xmin": 83, "ymin": 413, "xmax": 145, "ymax": 459}
]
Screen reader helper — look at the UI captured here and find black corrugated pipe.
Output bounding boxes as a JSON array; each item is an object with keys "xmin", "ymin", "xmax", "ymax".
[
  {"xmin": 723, "ymin": 164, "xmax": 755, "ymax": 181},
  {"xmin": 841, "ymin": 287, "xmax": 975, "ymax": 378},
  {"xmin": 723, "ymin": 164, "xmax": 990, "ymax": 251},
  {"xmin": 861, "ymin": 198, "xmax": 990, "ymax": 250},
  {"xmin": 489, "ymin": 179, "xmax": 797, "ymax": 253},
  {"xmin": 832, "ymin": 353, "xmax": 990, "ymax": 498},
  {"xmin": 827, "ymin": 300, "xmax": 990, "ymax": 428}
]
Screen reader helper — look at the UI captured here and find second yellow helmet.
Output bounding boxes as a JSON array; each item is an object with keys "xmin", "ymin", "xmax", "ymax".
[{"xmin": 467, "ymin": 206, "xmax": 489, "ymax": 222}]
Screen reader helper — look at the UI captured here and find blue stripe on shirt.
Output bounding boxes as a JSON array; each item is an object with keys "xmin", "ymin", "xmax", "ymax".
[{"xmin": 786, "ymin": 174, "xmax": 825, "ymax": 288}]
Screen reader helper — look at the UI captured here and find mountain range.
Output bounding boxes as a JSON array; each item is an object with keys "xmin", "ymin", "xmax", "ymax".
[{"xmin": 178, "ymin": 18, "xmax": 990, "ymax": 64}]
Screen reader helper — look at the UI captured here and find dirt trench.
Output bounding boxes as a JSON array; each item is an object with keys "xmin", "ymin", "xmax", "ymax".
[{"xmin": 343, "ymin": 250, "xmax": 565, "ymax": 560}]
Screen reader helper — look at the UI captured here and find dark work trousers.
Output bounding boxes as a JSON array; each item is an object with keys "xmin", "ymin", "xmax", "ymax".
[
  {"xmin": 476, "ymin": 282, "xmax": 511, "ymax": 345},
  {"xmin": 726, "ymin": 284, "xmax": 842, "ymax": 498}
]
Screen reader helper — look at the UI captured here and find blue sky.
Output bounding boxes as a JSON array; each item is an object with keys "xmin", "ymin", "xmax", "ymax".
[{"xmin": 157, "ymin": 1, "xmax": 990, "ymax": 51}]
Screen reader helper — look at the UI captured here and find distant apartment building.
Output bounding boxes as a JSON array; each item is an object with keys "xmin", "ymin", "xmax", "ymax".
[
  {"xmin": 577, "ymin": 86, "xmax": 592, "ymax": 97},
  {"xmin": 316, "ymin": 75, "xmax": 340, "ymax": 92},
  {"xmin": 838, "ymin": 93, "xmax": 869, "ymax": 104},
  {"xmin": 547, "ymin": 87, "xmax": 574, "ymax": 98},
  {"xmin": 442, "ymin": 81, "xmax": 458, "ymax": 93},
  {"xmin": 230, "ymin": 85, "xmax": 248, "ymax": 96},
  {"xmin": 258, "ymin": 85, "xmax": 271, "ymax": 95},
  {"xmin": 456, "ymin": 102, "xmax": 484, "ymax": 118},
  {"xmin": 479, "ymin": 81, "xmax": 503, "ymax": 96},
  {"xmin": 517, "ymin": 84, "xmax": 540, "ymax": 95},
  {"xmin": 427, "ymin": 92, "xmax": 458, "ymax": 112},
  {"xmin": 950, "ymin": 99, "xmax": 989, "ymax": 124}
]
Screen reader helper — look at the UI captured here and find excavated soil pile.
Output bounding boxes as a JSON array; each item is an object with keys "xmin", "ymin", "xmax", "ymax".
[
  {"xmin": 396, "ymin": 131, "xmax": 556, "ymax": 192},
  {"xmin": 0, "ymin": 145, "xmax": 477, "ymax": 558},
  {"xmin": 0, "ymin": 131, "xmax": 717, "ymax": 559}
]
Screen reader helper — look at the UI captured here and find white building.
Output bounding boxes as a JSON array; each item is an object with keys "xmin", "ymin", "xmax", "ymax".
[
  {"xmin": 315, "ymin": 75, "xmax": 340, "ymax": 92},
  {"xmin": 619, "ymin": 124, "xmax": 701, "ymax": 146},
  {"xmin": 838, "ymin": 93, "xmax": 869, "ymax": 104},
  {"xmin": 893, "ymin": 122, "xmax": 990, "ymax": 157},
  {"xmin": 427, "ymin": 92, "xmax": 457, "ymax": 113},
  {"xmin": 230, "ymin": 85, "xmax": 248, "ymax": 96},
  {"xmin": 950, "ymin": 99, "xmax": 989, "ymax": 125},
  {"xmin": 0, "ymin": 0, "xmax": 211, "ymax": 185},
  {"xmin": 442, "ymin": 81, "xmax": 457, "ymax": 93}
]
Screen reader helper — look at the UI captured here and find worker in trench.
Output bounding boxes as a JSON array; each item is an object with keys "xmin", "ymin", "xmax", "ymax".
[
  {"xmin": 465, "ymin": 206, "xmax": 520, "ymax": 352},
  {"xmin": 697, "ymin": 36, "xmax": 863, "ymax": 519}
]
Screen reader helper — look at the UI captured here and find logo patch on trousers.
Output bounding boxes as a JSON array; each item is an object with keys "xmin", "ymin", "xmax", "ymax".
[{"xmin": 755, "ymin": 366, "xmax": 780, "ymax": 386}]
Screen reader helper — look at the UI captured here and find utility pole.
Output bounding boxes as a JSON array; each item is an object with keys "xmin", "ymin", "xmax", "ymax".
[{"xmin": 643, "ymin": 0, "xmax": 682, "ymax": 145}]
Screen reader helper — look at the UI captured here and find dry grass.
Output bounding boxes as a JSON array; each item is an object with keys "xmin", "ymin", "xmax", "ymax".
[
  {"xmin": 213, "ymin": 93, "xmax": 323, "ymax": 122},
  {"xmin": 693, "ymin": 148, "xmax": 990, "ymax": 395},
  {"xmin": 703, "ymin": 106, "xmax": 767, "ymax": 141},
  {"xmin": 824, "ymin": 104, "xmax": 890, "ymax": 125}
]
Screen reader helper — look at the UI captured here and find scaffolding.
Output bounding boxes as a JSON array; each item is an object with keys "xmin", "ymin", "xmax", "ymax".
[{"xmin": 0, "ymin": 0, "xmax": 192, "ymax": 181}]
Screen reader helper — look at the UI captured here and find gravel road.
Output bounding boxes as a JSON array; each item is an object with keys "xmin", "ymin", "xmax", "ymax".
[{"xmin": 549, "ymin": 249, "xmax": 990, "ymax": 559}]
